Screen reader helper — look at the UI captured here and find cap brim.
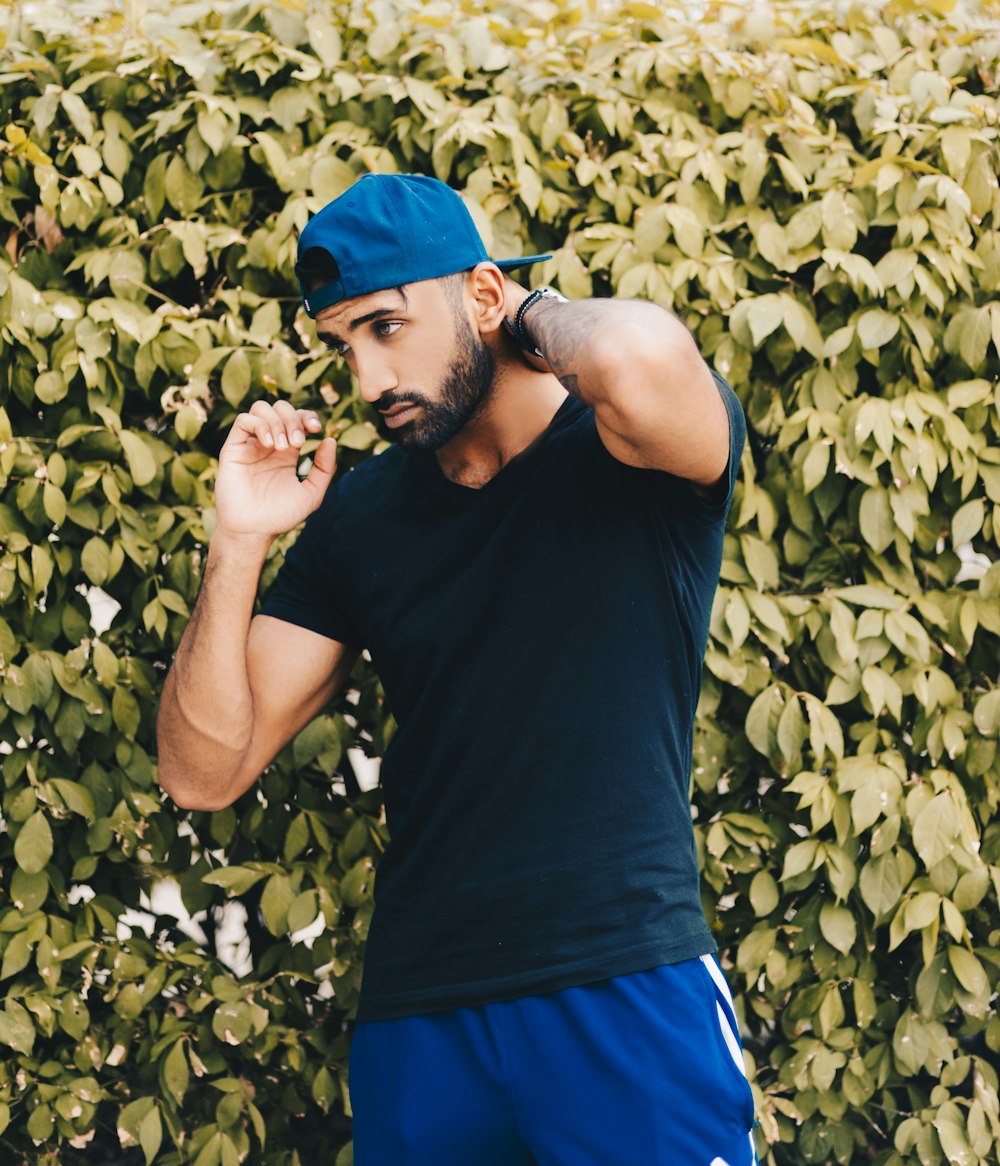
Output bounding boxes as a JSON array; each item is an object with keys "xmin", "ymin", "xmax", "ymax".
[{"xmin": 493, "ymin": 254, "xmax": 552, "ymax": 269}]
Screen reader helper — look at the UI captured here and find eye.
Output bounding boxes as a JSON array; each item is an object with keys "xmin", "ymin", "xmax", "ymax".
[{"xmin": 374, "ymin": 320, "xmax": 402, "ymax": 339}]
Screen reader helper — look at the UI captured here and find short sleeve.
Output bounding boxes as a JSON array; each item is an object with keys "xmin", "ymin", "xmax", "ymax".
[
  {"xmin": 639, "ymin": 370, "xmax": 746, "ymax": 525},
  {"xmin": 259, "ymin": 484, "xmax": 363, "ymax": 649}
]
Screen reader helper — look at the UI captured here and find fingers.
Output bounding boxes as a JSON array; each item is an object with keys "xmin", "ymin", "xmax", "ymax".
[
  {"xmin": 236, "ymin": 401, "xmax": 323, "ymax": 452},
  {"xmin": 301, "ymin": 436, "xmax": 339, "ymax": 508}
]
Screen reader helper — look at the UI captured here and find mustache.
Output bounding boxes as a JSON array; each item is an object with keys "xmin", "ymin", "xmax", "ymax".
[{"xmin": 374, "ymin": 391, "xmax": 427, "ymax": 414}]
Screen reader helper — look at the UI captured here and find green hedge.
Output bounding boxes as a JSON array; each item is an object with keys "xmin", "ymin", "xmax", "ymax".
[{"xmin": 1, "ymin": 1, "xmax": 999, "ymax": 1163}]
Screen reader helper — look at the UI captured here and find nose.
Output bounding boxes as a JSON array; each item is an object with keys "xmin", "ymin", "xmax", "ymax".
[{"xmin": 353, "ymin": 348, "xmax": 398, "ymax": 404}]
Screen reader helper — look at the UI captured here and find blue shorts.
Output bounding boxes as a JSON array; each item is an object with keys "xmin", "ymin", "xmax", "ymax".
[{"xmin": 349, "ymin": 954, "xmax": 758, "ymax": 1165}]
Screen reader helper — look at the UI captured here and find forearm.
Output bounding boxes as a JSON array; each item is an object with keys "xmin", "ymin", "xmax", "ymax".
[
  {"xmin": 156, "ymin": 532, "xmax": 271, "ymax": 807},
  {"xmin": 521, "ymin": 296, "xmax": 698, "ymax": 408}
]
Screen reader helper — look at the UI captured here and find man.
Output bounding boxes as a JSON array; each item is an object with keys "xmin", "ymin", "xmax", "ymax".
[{"xmin": 157, "ymin": 173, "xmax": 756, "ymax": 1166}]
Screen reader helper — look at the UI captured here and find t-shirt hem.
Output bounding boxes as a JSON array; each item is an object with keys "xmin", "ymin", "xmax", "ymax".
[{"xmin": 354, "ymin": 929, "xmax": 718, "ymax": 1023}]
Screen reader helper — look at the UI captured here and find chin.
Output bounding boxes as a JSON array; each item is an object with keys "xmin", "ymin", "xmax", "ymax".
[{"xmin": 381, "ymin": 419, "xmax": 458, "ymax": 452}]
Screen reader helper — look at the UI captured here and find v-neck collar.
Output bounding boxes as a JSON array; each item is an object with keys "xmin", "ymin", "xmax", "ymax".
[{"xmin": 407, "ymin": 395, "xmax": 581, "ymax": 499}]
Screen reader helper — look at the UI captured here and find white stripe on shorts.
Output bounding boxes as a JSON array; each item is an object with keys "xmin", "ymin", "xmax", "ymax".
[
  {"xmin": 700, "ymin": 954, "xmax": 744, "ymax": 1073},
  {"xmin": 701, "ymin": 955, "xmax": 759, "ymax": 1166}
]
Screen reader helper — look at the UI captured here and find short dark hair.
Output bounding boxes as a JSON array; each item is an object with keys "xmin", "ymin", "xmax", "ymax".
[
  {"xmin": 297, "ymin": 247, "xmax": 340, "ymax": 293},
  {"xmin": 438, "ymin": 269, "xmax": 468, "ymax": 310}
]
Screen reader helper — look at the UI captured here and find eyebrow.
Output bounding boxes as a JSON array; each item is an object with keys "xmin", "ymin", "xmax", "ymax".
[{"xmin": 316, "ymin": 291, "xmax": 409, "ymax": 346}]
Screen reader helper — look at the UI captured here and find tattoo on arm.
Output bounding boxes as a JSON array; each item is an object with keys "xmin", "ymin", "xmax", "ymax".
[
  {"xmin": 523, "ymin": 294, "xmax": 684, "ymax": 410},
  {"xmin": 523, "ymin": 297, "xmax": 650, "ymax": 404},
  {"xmin": 525, "ymin": 299, "xmax": 609, "ymax": 380}
]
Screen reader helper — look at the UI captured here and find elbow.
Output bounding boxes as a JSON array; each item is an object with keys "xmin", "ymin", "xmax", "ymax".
[
  {"xmin": 589, "ymin": 317, "xmax": 701, "ymax": 401},
  {"xmin": 155, "ymin": 750, "xmax": 245, "ymax": 813},
  {"xmin": 160, "ymin": 784, "xmax": 238, "ymax": 813}
]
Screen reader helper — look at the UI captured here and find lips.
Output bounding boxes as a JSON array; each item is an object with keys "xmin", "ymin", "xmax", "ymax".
[{"xmin": 380, "ymin": 403, "xmax": 420, "ymax": 428}]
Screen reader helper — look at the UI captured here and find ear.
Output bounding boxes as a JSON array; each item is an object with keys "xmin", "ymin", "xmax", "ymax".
[{"xmin": 465, "ymin": 263, "xmax": 508, "ymax": 336}]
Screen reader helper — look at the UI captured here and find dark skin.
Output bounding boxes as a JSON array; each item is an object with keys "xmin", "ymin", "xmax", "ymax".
[{"xmin": 156, "ymin": 264, "xmax": 730, "ymax": 809}]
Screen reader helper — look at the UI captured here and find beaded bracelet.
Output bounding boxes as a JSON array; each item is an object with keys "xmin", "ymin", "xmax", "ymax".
[{"xmin": 510, "ymin": 287, "xmax": 567, "ymax": 357}]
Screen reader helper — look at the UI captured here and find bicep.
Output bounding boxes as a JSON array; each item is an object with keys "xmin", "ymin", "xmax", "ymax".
[{"xmin": 242, "ymin": 614, "xmax": 358, "ymax": 775}]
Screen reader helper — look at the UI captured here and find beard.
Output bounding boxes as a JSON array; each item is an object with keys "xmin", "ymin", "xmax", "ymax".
[{"xmin": 373, "ymin": 311, "xmax": 496, "ymax": 451}]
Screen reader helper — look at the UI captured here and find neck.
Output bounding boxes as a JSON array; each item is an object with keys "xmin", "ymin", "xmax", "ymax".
[{"xmin": 435, "ymin": 363, "xmax": 568, "ymax": 489}]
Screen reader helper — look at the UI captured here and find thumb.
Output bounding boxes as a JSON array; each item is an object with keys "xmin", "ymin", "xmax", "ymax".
[{"xmin": 301, "ymin": 437, "xmax": 338, "ymax": 509}]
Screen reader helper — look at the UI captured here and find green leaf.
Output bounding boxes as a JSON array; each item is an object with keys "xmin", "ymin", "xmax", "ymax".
[
  {"xmin": 952, "ymin": 499, "xmax": 984, "ymax": 546},
  {"xmin": 120, "ymin": 431, "xmax": 157, "ymax": 487},
  {"xmin": 0, "ymin": 999, "xmax": 36, "ymax": 1055},
  {"xmin": 221, "ymin": 350, "xmax": 252, "ymax": 408},
  {"xmin": 916, "ymin": 951, "xmax": 954, "ymax": 1016},
  {"xmin": 776, "ymin": 695, "xmax": 806, "ymax": 763},
  {"xmin": 341, "ymin": 858, "xmax": 372, "ymax": 907},
  {"xmin": 118, "ymin": 1097, "xmax": 156, "ymax": 1150},
  {"xmin": 905, "ymin": 890, "xmax": 940, "ymax": 932},
  {"xmin": 856, "ymin": 309, "xmax": 899, "ymax": 350},
  {"xmin": 819, "ymin": 902, "xmax": 857, "ymax": 954},
  {"xmin": 801, "ymin": 441, "xmax": 830, "ymax": 494},
  {"xmin": 973, "ymin": 690, "xmax": 1000, "ymax": 737},
  {"xmin": 175, "ymin": 405, "xmax": 204, "ymax": 441},
  {"xmin": 35, "ymin": 370, "xmax": 67, "ymax": 404},
  {"xmin": 952, "ymin": 866, "xmax": 989, "ymax": 911},
  {"xmin": 912, "ymin": 793, "xmax": 958, "ymax": 867},
  {"xmin": 193, "ymin": 1131, "xmax": 224, "ymax": 1166},
  {"xmin": 736, "ymin": 927, "xmax": 777, "ymax": 974},
  {"xmin": 288, "ymin": 889, "xmax": 318, "ymax": 934},
  {"xmin": 161, "ymin": 1040, "xmax": 189, "ymax": 1106},
  {"xmin": 947, "ymin": 946, "xmax": 988, "ymax": 997},
  {"xmin": 1, "ymin": 932, "xmax": 33, "ymax": 980},
  {"xmin": 164, "ymin": 154, "xmax": 203, "ymax": 216},
  {"xmin": 959, "ymin": 305, "xmax": 991, "ymax": 371},
  {"xmin": 260, "ymin": 874, "xmax": 294, "ymax": 935},
  {"xmin": 859, "ymin": 487, "xmax": 895, "ymax": 553},
  {"xmin": 112, "ymin": 686, "xmax": 141, "ymax": 740},
  {"xmin": 749, "ymin": 870, "xmax": 779, "ymax": 916},
  {"xmin": 213, "ymin": 1001, "xmax": 253, "ymax": 1045},
  {"xmin": 139, "ymin": 1106, "xmax": 163, "ymax": 1166},
  {"xmin": 312, "ymin": 1066, "xmax": 337, "ymax": 1113},
  {"xmin": 26, "ymin": 1103, "xmax": 53, "ymax": 1143},
  {"xmin": 203, "ymin": 866, "xmax": 270, "ymax": 895},
  {"xmin": 284, "ymin": 813, "xmax": 310, "ymax": 863},
  {"xmin": 337, "ymin": 423, "xmax": 377, "ymax": 451},
  {"xmin": 892, "ymin": 1009, "xmax": 930, "ymax": 1075},
  {"xmin": 14, "ymin": 811, "xmax": 53, "ymax": 875},
  {"xmin": 307, "ymin": 15, "xmax": 343, "ymax": 66},
  {"xmin": 747, "ymin": 295, "xmax": 784, "ymax": 347},
  {"xmin": 47, "ymin": 779, "xmax": 95, "ymax": 821},
  {"xmin": 745, "ymin": 680, "xmax": 773, "ymax": 755},
  {"xmin": 859, "ymin": 852, "xmax": 902, "ymax": 918},
  {"xmin": 781, "ymin": 838, "xmax": 820, "ymax": 881},
  {"xmin": 60, "ymin": 90, "xmax": 96, "ymax": 140},
  {"xmin": 81, "ymin": 537, "xmax": 111, "ymax": 585}
]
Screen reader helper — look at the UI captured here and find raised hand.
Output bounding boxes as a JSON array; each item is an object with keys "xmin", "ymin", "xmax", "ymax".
[
  {"xmin": 501, "ymin": 275, "xmax": 555, "ymax": 374},
  {"xmin": 215, "ymin": 400, "xmax": 338, "ymax": 543}
]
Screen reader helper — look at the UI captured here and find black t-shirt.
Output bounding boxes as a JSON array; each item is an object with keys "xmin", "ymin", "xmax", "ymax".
[{"xmin": 261, "ymin": 373, "xmax": 746, "ymax": 1022}]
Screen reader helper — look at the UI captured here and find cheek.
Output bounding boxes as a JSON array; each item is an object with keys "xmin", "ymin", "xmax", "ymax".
[{"xmin": 403, "ymin": 333, "xmax": 453, "ymax": 387}]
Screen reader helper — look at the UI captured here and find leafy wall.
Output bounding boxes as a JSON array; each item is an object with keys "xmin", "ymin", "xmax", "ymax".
[{"xmin": 1, "ymin": 0, "xmax": 998, "ymax": 1163}]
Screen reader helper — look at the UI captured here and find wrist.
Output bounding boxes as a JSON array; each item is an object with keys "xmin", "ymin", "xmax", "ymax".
[
  {"xmin": 209, "ymin": 527, "xmax": 274, "ymax": 566},
  {"xmin": 511, "ymin": 287, "xmax": 567, "ymax": 357}
]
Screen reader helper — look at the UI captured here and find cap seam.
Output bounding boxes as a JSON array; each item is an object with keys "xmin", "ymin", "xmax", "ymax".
[{"xmin": 380, "ymin": 176, "xmax": 418, "ymax": 276}]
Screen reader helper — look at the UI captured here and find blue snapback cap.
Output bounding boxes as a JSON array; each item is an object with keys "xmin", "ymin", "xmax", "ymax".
[{"xmin": 296, "ymin": 173, "xmax": 551, "ymax": 317}]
